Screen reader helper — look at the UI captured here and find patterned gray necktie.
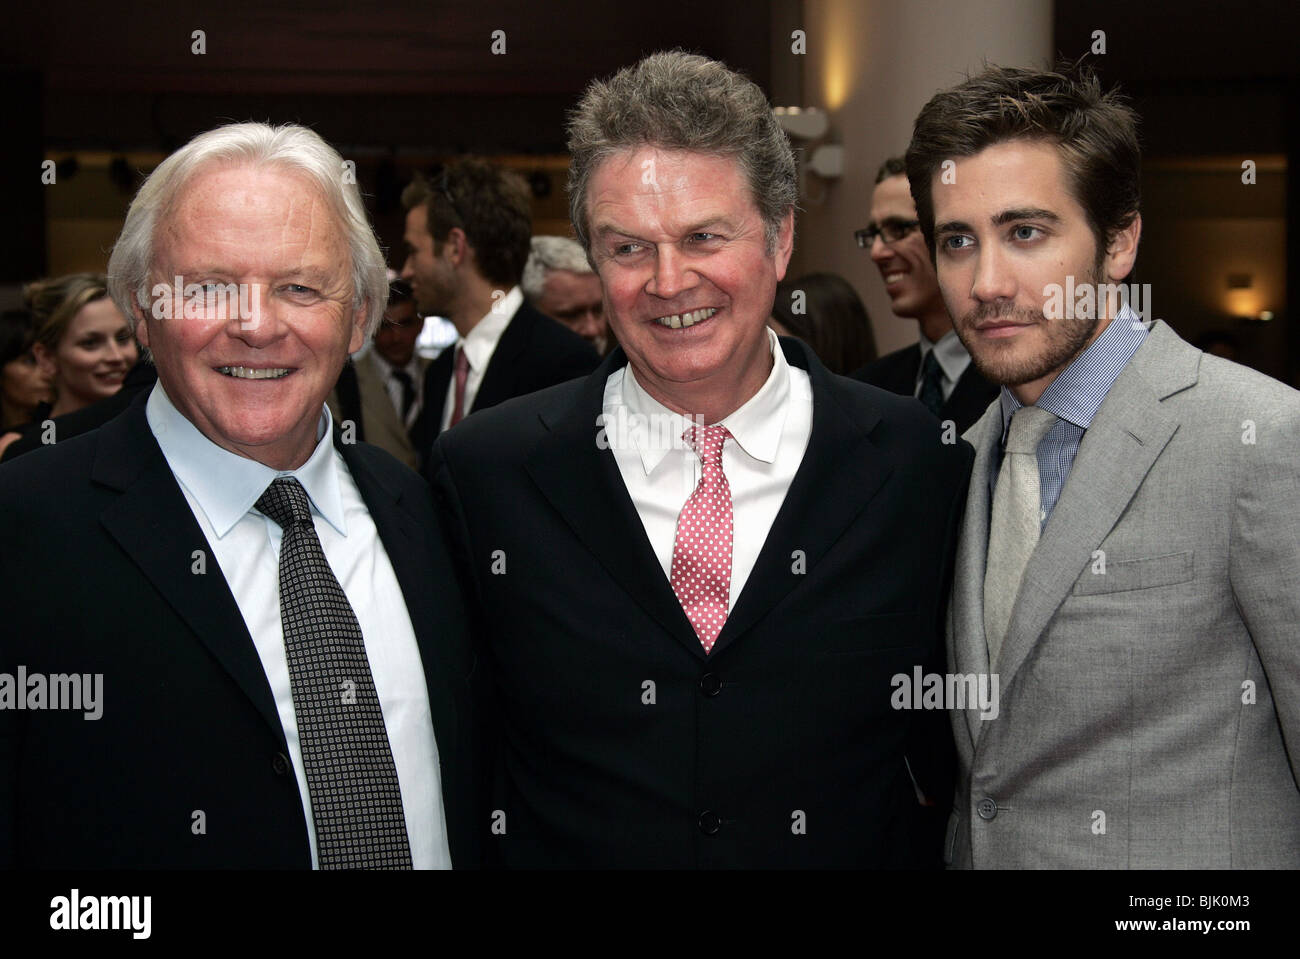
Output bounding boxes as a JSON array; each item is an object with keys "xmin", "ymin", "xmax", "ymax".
[
  {"xmin": 983, "ymin": 406, "xmax": 1058, "ymax": 669},
  {"xmin": 255, "ymin": 476, "xmax": 412, "ymax": 870}
]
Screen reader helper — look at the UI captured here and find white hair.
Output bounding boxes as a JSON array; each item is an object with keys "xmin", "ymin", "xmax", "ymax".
[
  {"xmin": 521, "ymin": 235, "xmax": 594, "ymax": 302},
  {"xmin": 107, "ymin": 122, "xmax": 388, "ymax": 339}
]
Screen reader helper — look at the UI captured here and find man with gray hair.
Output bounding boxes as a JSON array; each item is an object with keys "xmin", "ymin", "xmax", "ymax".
[
  {"xmin": 0, "ymin": 122, "xmax": 477, "ymax": 869},
  {"xmin": 522, "ymin": 235, "xmax": 609, "ymax": 354},
  {"xmin": 431, "ymin": 51, "xmax": 971, "ymax": 868}
]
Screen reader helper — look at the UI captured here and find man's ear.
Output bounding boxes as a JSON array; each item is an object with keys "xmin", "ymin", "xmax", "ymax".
[
  {"xmin": 443, "ymin": 226, "xmax": 470, "ymax": 267},
  {"xmin": 773, "ymin": 209, "xmax": 795, "ymax": 280},
  {"xmin": 348, "ymin": 300, "xmax": 368, "ymax": 355},
  {"xmin": 133, "ymin": 300, "xmax": 152, "ymax": 349},
  {"xmin": 1105, "ymin": 213, "xmax": 1141, "ymax": 283}
]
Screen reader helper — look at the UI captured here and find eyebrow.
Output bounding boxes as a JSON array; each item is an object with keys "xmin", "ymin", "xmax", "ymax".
[
  {"xmin": 593, "ymin": 216, "xmax": 732, "ymax": 242},
  {"xmin": 935, "ymin": 208, "xmax": 1062, "ymax": 235}
]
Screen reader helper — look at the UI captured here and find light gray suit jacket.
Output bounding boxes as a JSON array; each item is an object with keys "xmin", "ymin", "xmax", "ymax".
[{"xmin": 947, "ymin": 320, "xmax": 1300, "ymax": 868}]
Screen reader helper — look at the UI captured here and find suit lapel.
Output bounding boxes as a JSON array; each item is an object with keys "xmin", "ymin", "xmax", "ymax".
[
  {"xmin": 943, "ymin": 364, "xmax": 998, "ymax": 431},
  {"xmin": 525, "ymin": 350, "xmax": 702, "ymax": 656},
  {"xmin": 995, "ymin": 323, "xmax": 1192, "ymax": 693},
  {"xmin": 421, "ymin": 347, "xmax": 453, "ymax": 431},
  {"xmin": 473, "ymin": 305, "xmax": 531, "ymax": 412},
  {"xmin": 952, "ymin": 404, "xmax": 1002, "ymax": 746},
  {"xmin": 93, "ymin": 400, "xmax": 286, "ymax": 743},
  {"xmin": 341, "ymin": 440, "xmax": 458, "ymax": 750},
  {"xmin": 711, "ymin": 340, "xmax": 892, "ymax": 656}
]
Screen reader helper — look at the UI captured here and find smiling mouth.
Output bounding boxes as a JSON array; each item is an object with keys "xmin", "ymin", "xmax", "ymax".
[
  {"xmin": 653, "ymin": 307, "xmax": 717, "ymax": 330},
  {"xmin": 217, "ymin": 366, "xmax": 292, "ymax": 379}
]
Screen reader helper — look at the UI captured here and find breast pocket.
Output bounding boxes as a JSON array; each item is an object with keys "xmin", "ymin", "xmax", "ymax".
[{"xmin": 1072, "ymin": 550, "xmax": 1194, "ymax": 596}]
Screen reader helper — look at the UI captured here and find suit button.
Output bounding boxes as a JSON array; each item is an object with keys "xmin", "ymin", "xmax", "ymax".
[
  {"xmin": 976, "ymin": 797, "xmax": 998, "ymax": 820},
  {"xmin": 698, "ymin": 810, "xmax": 721, "ymax": 835},
  {"xmin": 699, "ymin": 673, "xmax": 723, "ymax": 697},
  {"xmin": 272, "ymin": 753, "xmax": 291, "ymax": 776}
]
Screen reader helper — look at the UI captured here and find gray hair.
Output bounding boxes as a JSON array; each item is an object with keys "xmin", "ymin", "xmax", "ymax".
[
  {"xmin": 521, "ymin": 235, "xmax": 593, "ymax": 301},
  {"xmin": 107, "ymin": 122, "xmax": 388, "ymax": 339},
  {"xmin": 566, "ymin": 50, "xmax": 797, "ymax": 257}
]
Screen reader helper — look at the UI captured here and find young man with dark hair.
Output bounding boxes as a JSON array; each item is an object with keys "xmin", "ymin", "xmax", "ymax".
[
  {"xmin": 911, "ymin": 63, "xmax": 1300, "ymax": 869},
  {"xmin": 400, "ymin": 159, "xmax": 599, "ymax": 474}
]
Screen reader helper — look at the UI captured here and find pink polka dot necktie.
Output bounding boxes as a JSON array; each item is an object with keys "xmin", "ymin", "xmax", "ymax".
[{"xmin": 670, "ymin": 424, "xmax": 734, "ymax": 653}]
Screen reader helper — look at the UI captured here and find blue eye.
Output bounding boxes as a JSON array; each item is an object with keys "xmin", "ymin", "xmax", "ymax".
[
  {"xmin": 943, "ymin": 235, "xmax": 973, "ymax": 251},
  {"xmin": 1013, "ymin": 225, "xmax": 1041, "ymax": 241}
]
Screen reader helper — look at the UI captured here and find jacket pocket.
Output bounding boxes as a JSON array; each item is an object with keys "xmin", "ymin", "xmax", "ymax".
[{"xmin": 1072, "ymin": 550, "xmax": 1193, "ymax": 596}]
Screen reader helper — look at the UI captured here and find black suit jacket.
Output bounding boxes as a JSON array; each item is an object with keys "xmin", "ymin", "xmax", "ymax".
[
  {"xmin": 411, "ymin": 301, "xmax": 600, "ymax": 475},
  {"xmin": 851, "ymin": 344, "xmax": 998, "ymax": 436},
  {"xmin": 430, "ymin": 337, "xmax": 973, "ymax": 868},
  {"xmin": 0, "ymin": 361, "xmax": 157, "ymax": 462},
  {"xmin": 0, "ymin": 392, "xmax": 478, "ymax": 868}
]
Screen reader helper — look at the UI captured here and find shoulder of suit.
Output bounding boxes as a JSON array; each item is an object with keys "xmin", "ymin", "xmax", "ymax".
[
  {"xmin": 849, "ymin": 343, "xmax": 918, "ymax": 382},
  {"xmin": 0, "ymin": 419, "xmax": 105, "ymax": 521},
  {"xmin": 438, "ymin": 375, "xmax": 587, "ymax": 462},
  {"xmin": 823, "ymin": 367, "xmax": 974, "ymax": 466}
]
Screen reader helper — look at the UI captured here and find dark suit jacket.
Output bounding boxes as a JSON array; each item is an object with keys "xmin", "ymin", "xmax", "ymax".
[
  {"xmin": 430, "ymin": 337, "xmax": 973, "ymax": 868},
  {"xmin": 410, "ymin": 301, "xmax": 600, "ymax": 476},
  {"xmin": 0, "ymin": 391, "xmax": 478, "ymax": 868},
  {"xmin": 851, "ymin": 344, "xmax": 997, "ymax": 436}
]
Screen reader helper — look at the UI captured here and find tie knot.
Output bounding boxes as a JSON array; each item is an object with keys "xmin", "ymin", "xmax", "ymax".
[
  {"xmin": 683, "ymin": 423, "xmax": 731, "ymax": 465},
  {"xmin": 454, "ymin": 345, "xmax": 469, "ymax": 374},
  {"xmin": 255, "ymin": 477, "xmax": 314, "ymax": 530},
  {"xmin": 1005, "ymin": 405, "xmax": 1058, "ymax": 454},
  {"xmin": 920, "ymin": 350, "xmax": 941, "ymax": 376},
  {"xmin": 390, "ymin": 368, "xmax": 412, "ymax": 387}
]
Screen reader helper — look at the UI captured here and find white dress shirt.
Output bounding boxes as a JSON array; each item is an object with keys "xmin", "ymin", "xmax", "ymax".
[
  {"xmin": 440, "ymin": 285, "xmax": 523, "ymax": 431},
  {"xmin": 366, "ymin": 348, "xmax": 424, "ymax": 429},
  {"xmin": 915, "ymin": 329, "xmax": 974, "ymax": 403},
  {"xmin": 602, "ymin": 327, "xmax": 813, "ymax": 609},
  {"xmin": 146, "ymin": 382, "xmax": 451, "ymax": 869}
]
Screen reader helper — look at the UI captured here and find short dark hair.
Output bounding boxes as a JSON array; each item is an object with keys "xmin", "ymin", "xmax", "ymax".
[
  {"xmin": 905, "ymin": 62, "xmax": 1140, "ymax": 260},
  {"xmin": 401, "ymin": 159, "xmax": 533, "ymax": 288},
  {"xmin": 874, "ymin": 156, "xmax": 907, "ymax": 185}
]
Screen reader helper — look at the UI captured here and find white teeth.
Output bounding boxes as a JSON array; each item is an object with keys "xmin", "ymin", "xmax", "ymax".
[
  {"xmin": 884, "ymin": 273, "xmax": 904, "ymax": 283},
  {"xmin": 218, "ymin": 366, "xmax": 290, "ymax": 379},
  {"xmin": 655, "ymin": 307, "xmax": 717, "ymax": 329}
]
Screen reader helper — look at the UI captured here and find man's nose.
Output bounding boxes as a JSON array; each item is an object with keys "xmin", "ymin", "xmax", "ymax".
[
  {"xmin": 970, "ymin": 246, "xmax": 1017, "ymax": 304},
  {"xmin": 646, "ymin": 246, "xmax": 696, "ymax": 300}
]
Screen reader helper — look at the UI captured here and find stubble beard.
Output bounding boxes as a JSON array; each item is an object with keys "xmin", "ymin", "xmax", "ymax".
[{"xmin": 955, "ymin": 266, "xmax": 1103, "ymax": 388}]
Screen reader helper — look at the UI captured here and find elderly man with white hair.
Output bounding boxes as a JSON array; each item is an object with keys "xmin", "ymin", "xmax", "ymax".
[
  {"xmin": 522, "ymin": 235, "xmax": 609, "ymax": 354},
  {"xmin": 0, "ymin": 122, "xmax": 478, "ymax": 870}
]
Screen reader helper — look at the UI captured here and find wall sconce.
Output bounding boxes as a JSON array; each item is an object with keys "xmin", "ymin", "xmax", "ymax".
[
  {"xmin": 773, "ymin": 106, "xmax": 829, "ymax": 140},
  {"xmin": 773, "ymin": 107, "xmax": 841, "ymax": 180}
]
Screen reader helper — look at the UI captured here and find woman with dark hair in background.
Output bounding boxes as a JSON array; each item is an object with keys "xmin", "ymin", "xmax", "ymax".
[
  {"xmin": 769, "ymin": 272, "xmax": 877, "ymax": 375},
  {"xmin": 0, "ymin": 309, "xmax": 52, "ymax": 433},
  {"xmin": 0, "ymin": 273, "xmax": 137, "ymax": 458}
]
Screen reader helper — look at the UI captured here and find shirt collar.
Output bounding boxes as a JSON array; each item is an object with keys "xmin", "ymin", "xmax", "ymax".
[
  {"xmin": 145, "ymin": 380, "xmax": 348, "ymax": 538},
  {"xmin": 366, "ymin": 346, "xmax": 421, "ymax": 382},
  {"xmin": 927, "ymin": 329, "xmax": 972, "ymax": 384},
  {"xmin": 459, "ymin": 285, "xmax": 523, "ymax": 372},
  {"xmin": 1000, "ymin": 302, "xmax": 1149, "ymax": 436},
  {"xmin": 620, "ymin": 326, "xmax": 790, "ymax": 474}
]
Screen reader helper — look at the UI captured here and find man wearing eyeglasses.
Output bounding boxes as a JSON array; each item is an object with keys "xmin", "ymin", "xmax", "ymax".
[{"xmin": 851, "ymin": 157, "xmax": 996, "ymax": 434}]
